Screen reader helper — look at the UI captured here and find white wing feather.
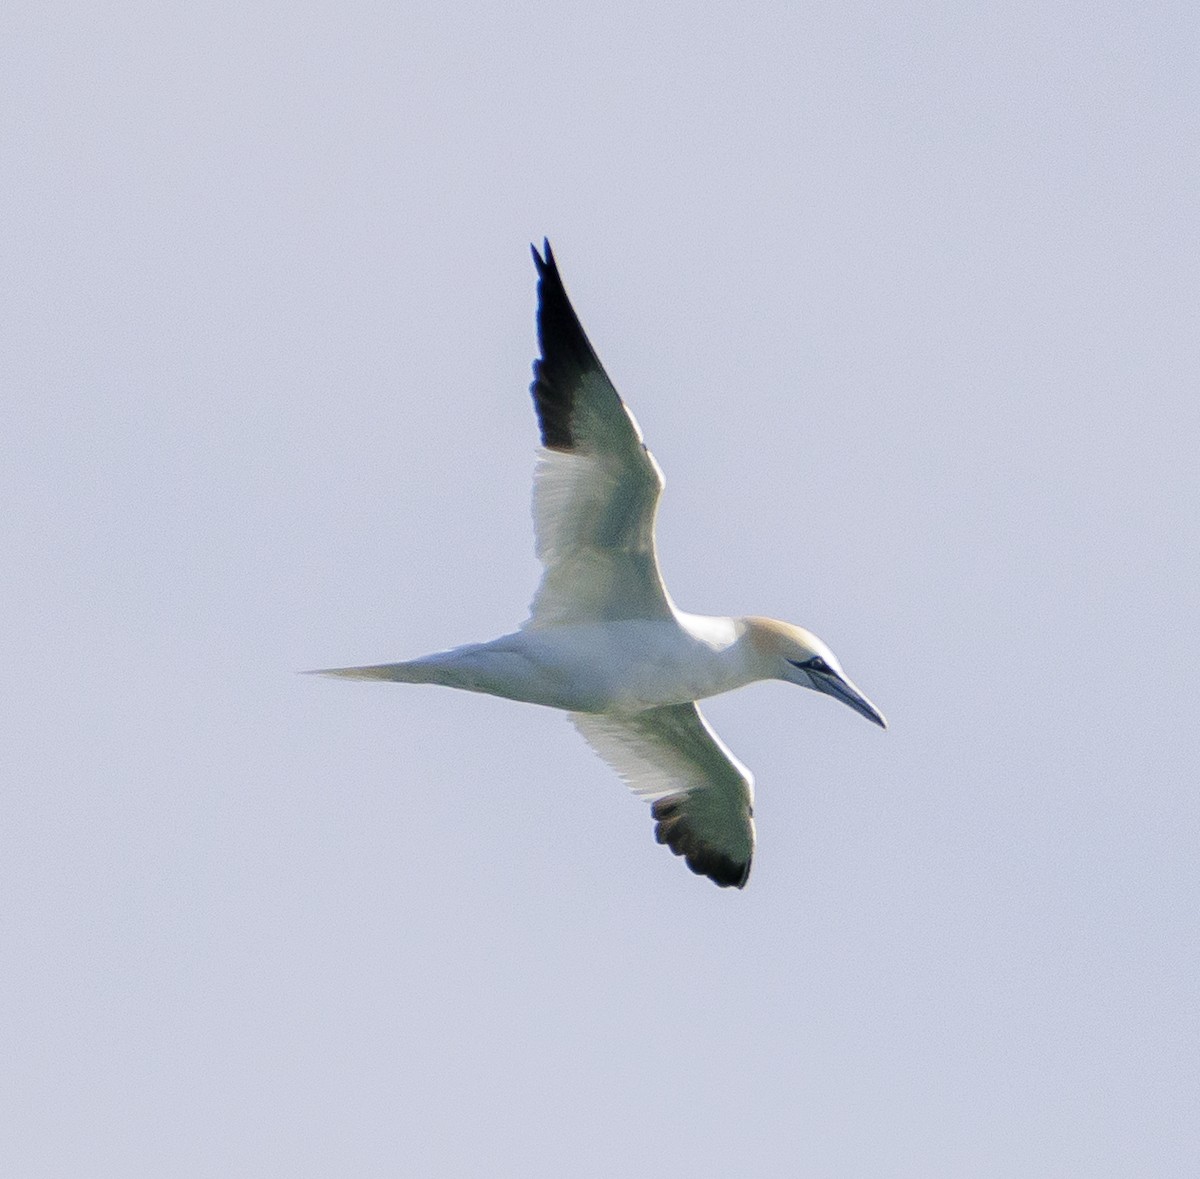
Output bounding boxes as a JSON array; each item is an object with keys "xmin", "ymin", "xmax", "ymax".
[
  {"xmin": 571, "ymin": 703, "xmax": 756, "ymax": 888},
  {"xmin": 524, "ymin": 244, "xmax": 674, "ymax": 628}
]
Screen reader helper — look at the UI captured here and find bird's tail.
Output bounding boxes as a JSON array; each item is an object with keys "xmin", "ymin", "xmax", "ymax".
[{"xmin": 303, "ymin": 661, "xmax": 444, "ymax": 684}]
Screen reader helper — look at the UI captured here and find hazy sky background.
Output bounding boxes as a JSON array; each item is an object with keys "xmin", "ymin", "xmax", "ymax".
[{"xmin": 4, "ymin": 2, "xmax": 1197, "ymax": 1174}]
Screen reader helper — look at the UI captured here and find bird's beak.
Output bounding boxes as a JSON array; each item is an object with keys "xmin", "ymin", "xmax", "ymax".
[{"xmin": 814, "ymin": 672, "xmax": 887, "ymax": 729}]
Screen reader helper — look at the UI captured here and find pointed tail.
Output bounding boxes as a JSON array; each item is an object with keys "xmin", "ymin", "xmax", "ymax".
[{"xmin": 302, "ymin": 662, "xmax": 439, "ymax": 683}]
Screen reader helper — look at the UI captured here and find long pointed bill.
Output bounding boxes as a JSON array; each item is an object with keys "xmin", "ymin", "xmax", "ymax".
[{"xmin": 815, "ymin": 673, "xmax": 888, "ymax": 729}]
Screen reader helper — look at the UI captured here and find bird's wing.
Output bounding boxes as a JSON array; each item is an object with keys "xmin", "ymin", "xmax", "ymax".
[
  {"xmin": 524, "ymin": 241, "xmax": 674, "ymax": 628},
  {"xmin": 571, "ymin": 703, "xmax": 755, "ymax": 888}
]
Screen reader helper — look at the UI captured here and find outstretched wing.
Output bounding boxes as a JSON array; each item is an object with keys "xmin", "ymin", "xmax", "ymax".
[
  {"xmin": 524, "ymin": 241, "xmax": 674, "ymax": 628},
  {"xmin": 571, "ymin": 703, "xmax": 756, "ymax": 888}
]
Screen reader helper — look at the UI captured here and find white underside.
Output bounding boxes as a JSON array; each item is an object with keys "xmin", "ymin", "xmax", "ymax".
[{"xmin": 392, "ymin": 614, "xmax": 756, "ymax": 715}]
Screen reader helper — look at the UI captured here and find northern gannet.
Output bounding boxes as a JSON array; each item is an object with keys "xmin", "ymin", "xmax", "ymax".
[{"xmin": 315, "ymin": 241, "xmax": 885, "ymax": 888}]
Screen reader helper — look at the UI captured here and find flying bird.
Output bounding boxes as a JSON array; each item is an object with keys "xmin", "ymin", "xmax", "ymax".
[{"xmin": 315, "ymin": 241, "xmax": 885, "ymax": 888}]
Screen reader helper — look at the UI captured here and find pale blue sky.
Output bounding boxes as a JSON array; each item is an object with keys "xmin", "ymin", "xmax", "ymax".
[{"xmin": 4, "ymin": 2, "xmax": 1198, "ymax": 1174}]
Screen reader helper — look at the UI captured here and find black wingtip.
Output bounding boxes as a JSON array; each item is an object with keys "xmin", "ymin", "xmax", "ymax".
[
  {"xmin": 531, "ymin": 238, "xmax": 554, "ymax": 273},
  {"xmin": 650, "ymin": 796, "xmax": 751, "ymax": 890},
  {"xmin": 529, "ymin": 236, "xmax": 610, "ymax": 452}
]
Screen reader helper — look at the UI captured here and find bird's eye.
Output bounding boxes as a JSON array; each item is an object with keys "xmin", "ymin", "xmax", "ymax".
[{"xmin": 788, "ymin": 656, "xmax": 831, "ymax": 675}]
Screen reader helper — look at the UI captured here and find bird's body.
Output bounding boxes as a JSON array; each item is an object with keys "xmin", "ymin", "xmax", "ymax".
[
  {"xmin": 316, "ymin": 242, "xmax": 885, "ymax": 888},
  {"xmin": 329, "ymin": 614, "xmax": 757, "ymax": 714}
]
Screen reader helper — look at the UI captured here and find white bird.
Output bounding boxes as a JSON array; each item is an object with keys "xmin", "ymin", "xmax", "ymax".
[{"xmin": 315, "ymin": 241, "xmax": 885, "ymax": 888}]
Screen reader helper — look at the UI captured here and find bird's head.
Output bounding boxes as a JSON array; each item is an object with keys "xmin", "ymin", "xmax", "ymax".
[{"xmin": 746, "ymin": 616, "xmax": 887, "ymax": 729}]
